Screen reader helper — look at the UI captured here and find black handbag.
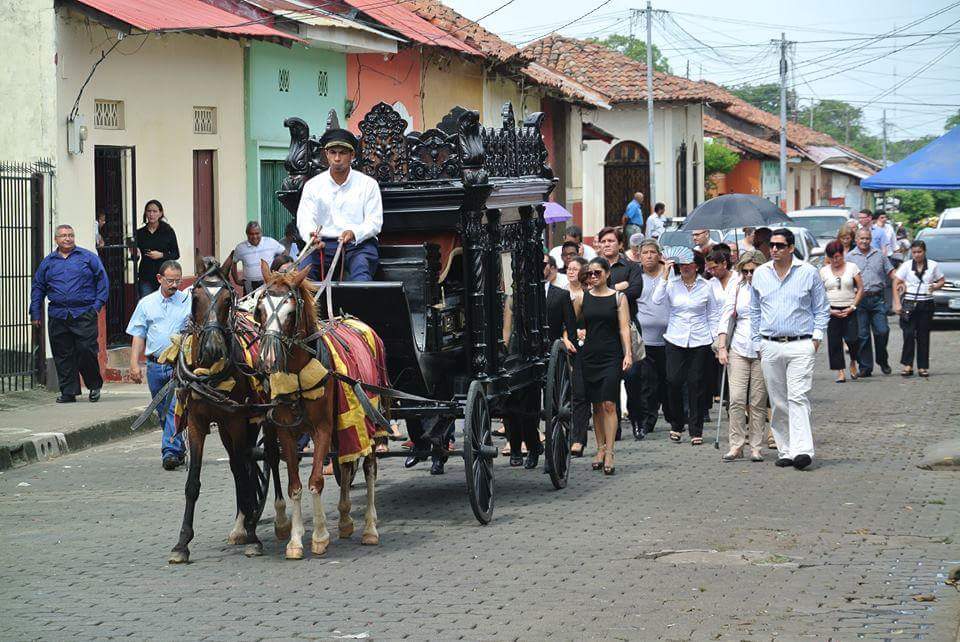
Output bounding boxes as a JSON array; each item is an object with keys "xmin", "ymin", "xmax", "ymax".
[{"xmin": 900, "ymin": 262, "xmax": 926, "ymax": 323}]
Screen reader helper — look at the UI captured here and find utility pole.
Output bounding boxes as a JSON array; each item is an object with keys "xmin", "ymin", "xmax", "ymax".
[
  {"xmin": 685, "ymin": 59, "xmax": 690, "ymax": 79},
  {"xmin": 778, "ymin": 32, "xmax": 788, "ymax": 210},
  {"xmin": 646, "ymin": 0, "xmax": 656, "ymax": 206},
  {"xmin": 809, "ymin": 100, "xmax": 814, "ymax": 129},
  {"xmin": 844, "ymin": 109, "xmax": 850, "ymax": 144},
  {"xmin": 882, "ymin": 109, "xmax": 888, "ymax": 166}
]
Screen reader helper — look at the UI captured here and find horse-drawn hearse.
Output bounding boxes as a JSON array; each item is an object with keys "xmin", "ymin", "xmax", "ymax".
[{"xmin": 163, "ymin": 101, "xmax": 572, "ymax": 563}]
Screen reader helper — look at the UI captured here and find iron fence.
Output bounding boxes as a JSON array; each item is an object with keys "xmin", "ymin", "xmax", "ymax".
[{"xmin": 0, "ymin": 160, "xmax": 52, "ymax": 391}]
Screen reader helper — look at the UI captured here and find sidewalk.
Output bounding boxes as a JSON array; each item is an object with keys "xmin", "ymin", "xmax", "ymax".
[{"xmin": 0, "ymin": 384, "xmax": 154, "ymax": 470}]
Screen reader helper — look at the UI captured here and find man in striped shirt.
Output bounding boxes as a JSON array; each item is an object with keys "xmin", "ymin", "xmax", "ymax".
[{"xmin": 749, "ymin": 229, "xmax": 830, "ymax": 471}]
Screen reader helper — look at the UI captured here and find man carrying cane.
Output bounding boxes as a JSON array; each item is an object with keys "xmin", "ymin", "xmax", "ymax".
[
  {"xmin": 749, "ymin": 229, "xmax": 829, "ymax": 470},
  {"xmin": 296, "ymin": 128, "xmax": 383, "ymax": 282}
]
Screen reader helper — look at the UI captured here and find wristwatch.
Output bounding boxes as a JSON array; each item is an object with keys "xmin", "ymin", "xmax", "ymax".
[{"xmin": 849, "ymin": 305, "xmax": 857, "ymax": 311}]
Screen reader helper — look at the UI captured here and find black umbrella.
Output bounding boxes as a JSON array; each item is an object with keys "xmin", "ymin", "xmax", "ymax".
[{"xmin": 681, "ymin": 194, "xmax": 791, "ymax": 230}]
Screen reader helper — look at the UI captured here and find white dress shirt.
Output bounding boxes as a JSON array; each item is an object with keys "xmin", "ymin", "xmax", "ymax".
[
  {"xmin": 549, "ymin": 243, "xmax": 596, "ymax": 266},
  {"xmin": 717, "ymin": 282, "xmax": 757, "ymax": 358},
  {"xmin": 651, "ymin": 274, "xmax": 721, "ymax": 348},
  {"xmin": 645, "ymin": 213, "xmax": 665, "ymax": 239},
  {"xmin": 296, "ymin": 168, "xmax": 383, "ymax": 245},
  {"xmin": 710, "ymin": 271, "xmax": 740, "ymax": 306},
  {"xmin": 896, "ymin": 259, "xmax": 943, "ymax": 302}
]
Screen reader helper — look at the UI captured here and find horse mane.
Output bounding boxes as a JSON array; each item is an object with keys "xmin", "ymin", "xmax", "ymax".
[{"xmin": 264, "ymin": 270, "xmax": 319, "ymax": 335}]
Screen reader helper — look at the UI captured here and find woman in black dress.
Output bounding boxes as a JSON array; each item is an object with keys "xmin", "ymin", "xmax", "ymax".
[
  {"xmin": 572, "ymin": 257, "xmax": 632, "ymax": 474},
  {"xmin": 135, "ymin": 199, "xmax": 180, "ymax": 297}
]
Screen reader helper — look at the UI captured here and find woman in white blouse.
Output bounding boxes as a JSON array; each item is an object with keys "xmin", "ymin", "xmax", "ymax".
[
  {"xmin": 717, "ymin": 251, "xmax": 767, "ymax": 462},
  {"xmin": 652, "ymin": 247, "xmax": 721, "ymax": 446},
  {"xmin": 892, "ymin": 240, "xmax": 945, "ymax": 377},
  {"xmin": 819, "ymin": 240, "xmax": 865, "ymax": 383}
]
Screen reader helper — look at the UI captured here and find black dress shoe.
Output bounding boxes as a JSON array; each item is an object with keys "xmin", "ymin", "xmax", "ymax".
[
  {"xmin": 859, "ymin": 369, "xmax": 873, "ymax": 378},
  {"xmin": 524, "ymin": 447, "xmax": 541, "ymax": 470},
  {"xmin": 88, "ymin": 388, "xmax": 101, "ymax": 402},
  {"xmin": 632, "ymin": 422, "xmax": 645, "ymax": 441},
  {"xmin": 162, "ymin": 454, "xmax": 185, "ymax": 471},
  {"xmin": 880, "ymin": 365, "xmax": 892, "ymax": 375},
  {"xmin": 404, "ymin": 454, "xmax": 426, "ymax": 469},
  {"xmin": 509, "ymin": 453, "xmax": 524, "ymax": 467},
  {"xmin": 56, "ymin": 394, "xmax": 76, "ymax": 403},
  {"xmin": 792, "ymin": 454, "xmax": 812, "ymax": 470},
  {"xmin": 775, "ymin": 458, "xmax": 794, "ymax": 467},
  {"xmin": 430, "ymin": 458, "xmax": 445, "ymax": 475}
]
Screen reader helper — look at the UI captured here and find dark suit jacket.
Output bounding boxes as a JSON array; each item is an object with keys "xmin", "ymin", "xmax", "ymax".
[{"xmin": 545, "ymin": 284, "xmax": 575, "ymax": 344}]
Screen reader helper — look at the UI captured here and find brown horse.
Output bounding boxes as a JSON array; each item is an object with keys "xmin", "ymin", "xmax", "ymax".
[
  {"xmin": 255, "ymin": 260, "xmax": 384, "ymax": 559},
  {"xmin": 168, "ymin": 256, "xmax": 290, "ymax": 564}
]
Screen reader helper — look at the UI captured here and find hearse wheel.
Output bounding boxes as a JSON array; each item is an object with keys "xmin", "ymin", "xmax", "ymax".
[
  {"xmin": 544, "ymin": 340, "xmax": 572, "ymax": 490},
  {"xmin": 463, "ymin": 380, "xmax": 495, "ymax": 524}
]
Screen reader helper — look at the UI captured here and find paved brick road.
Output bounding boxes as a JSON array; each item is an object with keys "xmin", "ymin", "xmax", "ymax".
[{"xmin": 1, "ymin": 329, "xmax": 958, "ymax": 641}]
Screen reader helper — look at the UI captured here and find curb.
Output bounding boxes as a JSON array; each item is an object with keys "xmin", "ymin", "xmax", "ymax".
[{"xmin": 0, "ymin": 412, "xmax": 157, "ymax": 471}]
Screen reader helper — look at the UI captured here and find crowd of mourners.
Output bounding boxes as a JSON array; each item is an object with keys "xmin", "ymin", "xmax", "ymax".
[{"xmin": 530, "ymin": 200, "xmax": 946, "ymax": 474}]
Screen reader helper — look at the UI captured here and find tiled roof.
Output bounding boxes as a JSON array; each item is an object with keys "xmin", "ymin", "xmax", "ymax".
[
  {"xmin": 342, "ymin": 0, "xmax": 481, "ymax": 55},
  {"xmin": 405, "ymin": 0, "xmax": 518, "ymax": 61},
  {"xmin": 699, "ymin": 81, "xmax": 837, "ymax": 148},
  {"xmin": 522, "ymin": 35, "xmax": 730, "ymax": 105},
  {"xmin": 704, "ymin": 115, "xmax": 799, "ymax": 158},
  {"xmin": 521, "ymin": 62, "xmax": 612, "ymax": 109}
]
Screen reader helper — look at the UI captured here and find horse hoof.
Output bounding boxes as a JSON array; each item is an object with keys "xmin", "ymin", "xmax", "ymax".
[
  {"xmin": 311, "ymin": 539, "xmax": 329, "ymax": 556},
  {"xmin": 227, "ymin": 531, "xmax": 248, "ymax": 545},
  {"xmin": 338, "ymin": 523, "xmax": 354, "ymax": 539},
  {"xmin": 285, "ymin": 545, "xmax": 304, "ymax": 560},
  {"xmin": 168, "ymin": 550, "xmax": 190, "ymax": 564},
  {"xmin": 274, "ymin": 522, "xmax": 291, "ymax": 541},
  {"xmin": 361, "ymin": 533, "xmax": 380, "ymax": 546},
  {"xmin": 244, "ymin": 542, "xmax": 263, "ymax": 558}
]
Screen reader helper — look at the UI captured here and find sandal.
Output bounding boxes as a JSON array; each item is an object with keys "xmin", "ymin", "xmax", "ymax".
[
  {"xmin": 918, "ymin": 369, "xmax": 929, "ymax": 378},
  {"xmin": 849, "ymin": 363, "xmax": 859, "ymax": 380},
  {"xmin": 691, "ymin": 437, "xmax": 703, "ymax": 446},
  {"xmin": 592, "ymin": 446, "xmax": 606, "ymax": 470},
  {"xmin": 901, "ymin": 367, "xmax": 914, "ymax": 377},
  {"xmin": 603, "ymin": 450, "xmax": 615, "ymax": 475},
  {"xmin": 501, "ymin": 443, "xmax": 511, "ymax": 456},
  {"xmin": 570, "ymin": 443, "xmax": 584, "ymax": 457},
  {"xmin": 669, "ymin": 431, "xmax": 682, "ymax": 443}
]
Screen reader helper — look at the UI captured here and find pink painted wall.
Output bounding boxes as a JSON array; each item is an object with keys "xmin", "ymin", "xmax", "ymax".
[{"xmin": 346, "ymin": 49, "xmax": 423, "ymax": 133}]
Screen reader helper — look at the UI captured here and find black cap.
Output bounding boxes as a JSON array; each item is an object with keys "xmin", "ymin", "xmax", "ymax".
[{"xmin": 320, "ymin": 128, "xmax": 359, "ymax": 153}]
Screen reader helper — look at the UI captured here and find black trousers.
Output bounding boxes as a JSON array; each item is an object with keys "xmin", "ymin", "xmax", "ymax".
[
  {"xmin": 505, "ymin": 388, "xmax": 541, "ymax": 455},
  {"xmin": 665, "ymin": 342, "xmax": 711, "ymax": 438},
  {"xmin": 900, "ymin": 303, "xmax": 934, "ymax": 370},
  {"xmin": 48, "ymin": 311, "xmax": 103, "ymax": 396},
  {"xmin": 827, "ymin": 308, "xmax": 860, "ymax": 370},
  {"xmin": 569, "ymin": 353, "xmax": 592, "ymax": 446},
  {"xmin": 638, "ymin": 344, "xmax": 674, "ymax": 431}
]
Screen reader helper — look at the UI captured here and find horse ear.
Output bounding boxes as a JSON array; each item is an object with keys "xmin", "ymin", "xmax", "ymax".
[
  {"xmin": 260, "ymin": 259, "xmax": 273, "ymax": 284},
  {"xmin": 221, "ymin": 251, "xmax": 235, "ymax": 278},
  {"xmin": 292, "ymin": 263, "xmax": 312, "ymax": 286},
  {"xmin": 195, "ymin": 248, "xmax": 205, "ymax": 276}
]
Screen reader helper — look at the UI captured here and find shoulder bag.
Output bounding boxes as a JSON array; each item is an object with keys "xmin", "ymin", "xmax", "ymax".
[
  {"xmin": 616, "ymin": 292, "xmax": 645, "ymax": 362},
  {"xmin": 900, "ymin": 261, "xmax": 925, "ymax": 323}
]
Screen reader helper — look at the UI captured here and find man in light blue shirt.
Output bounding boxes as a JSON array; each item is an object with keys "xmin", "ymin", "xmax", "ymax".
[
  {"xmin": 126, "ymin": 260, "xmax": 191, "ymax": 470},
  {"xmin": 621, "ymin": 192, "xmax": 645, "ymax": 248},
  {"xmin": 749, "ymin": 229, "xmax": 829, "ymax": 471}
]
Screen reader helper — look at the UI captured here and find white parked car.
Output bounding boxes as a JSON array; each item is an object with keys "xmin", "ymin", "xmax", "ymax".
[
  {"xmin": 786, "ymin": 207, "xmax": 853, "ymax": 248},
  {"xmin": 937, "ymin": 207, "xmax": 960, "ymax": 228},
  {"xmin": 721, "ymin": 226, "xmax": 823, "ymax": 265}
]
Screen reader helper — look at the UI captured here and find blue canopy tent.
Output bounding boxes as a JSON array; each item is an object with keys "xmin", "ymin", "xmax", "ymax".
[{"xmin": 862, "ymin": 126, "xmax": 960, "ymax": 191}]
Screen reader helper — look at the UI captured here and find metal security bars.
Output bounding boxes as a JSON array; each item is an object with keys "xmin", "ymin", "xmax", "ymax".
[{"xmin": 0, "ymin": 160, "xmax": 50, "ymax": 391}]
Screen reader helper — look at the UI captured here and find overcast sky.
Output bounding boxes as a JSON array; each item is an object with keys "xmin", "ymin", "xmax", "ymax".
[{"xmin": 444, "ymin": 0, "xmax": 960, "ymax": 143}]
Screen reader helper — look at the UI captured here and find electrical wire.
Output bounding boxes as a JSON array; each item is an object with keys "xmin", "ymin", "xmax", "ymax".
[{"xmin": 514, "ymin": 0, "xmax": 617, "ymax": 46}]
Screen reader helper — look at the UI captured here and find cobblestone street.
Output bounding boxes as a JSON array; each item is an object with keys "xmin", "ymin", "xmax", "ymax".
[{"xmin": 1, "ymin": 329, "xmax": 958, "ymax": 641}]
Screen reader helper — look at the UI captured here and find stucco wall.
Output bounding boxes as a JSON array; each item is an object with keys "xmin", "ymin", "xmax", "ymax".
[
  {"xmin": 482, "ymin": 72, "xmax": 539, "ymax": 127},
  {"xmin": 0, "ymin": 0, "xmax": 57, "ymax": 161},
  {"xmin": 724, "ymin": 159, "xmax": 761, "ymax": 196},
  {"xmin": 346, "ymin": 48, "xmax": 423, "ymax": 132},
  {"xmin": 245, "ymin": 40, "xmax": 347, "ymax": 222},
  {"xmin": 581, "ymin": 105, "xmax": 692, "ymax": 238},
  {"xmin": 55, "ymin": 10, "xmax": 246, "ymax": 270},
  {"xmin": 422, "ymin": 54, "xmax": 484, "ymax": 130}
]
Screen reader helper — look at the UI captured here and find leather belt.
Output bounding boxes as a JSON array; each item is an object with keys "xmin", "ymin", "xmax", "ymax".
[
  {"xmin": 146, "ymin": 354, "xmax": 162, "ymax": 363},
  {"xmin": 863, "ymin": 290, "xmax": 883, "ymax": 296},
  {"xmin": 761, "ymin": 334, "xmax": 812, "ymax": 343}
]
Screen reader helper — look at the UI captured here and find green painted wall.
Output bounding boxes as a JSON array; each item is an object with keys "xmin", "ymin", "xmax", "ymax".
[{"xmin": 244, "ymin": 40, "xmax": 347, "ymax": 230}]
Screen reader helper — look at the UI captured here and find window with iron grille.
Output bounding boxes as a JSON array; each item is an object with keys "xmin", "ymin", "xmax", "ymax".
[
  {"xmin": 193, "ymin": 106, "xmax": 217, "ymax": 134},
  {"xmin": 94, "ymin": 100, "xmax": 124, "ymax": 129},
  {"xmin": 278, "ymin": 68, "xmax": 290, "ymax": 92},
  {"xmin": 317, "ymin": 70, "xmax": 328, "ymax": 96}
]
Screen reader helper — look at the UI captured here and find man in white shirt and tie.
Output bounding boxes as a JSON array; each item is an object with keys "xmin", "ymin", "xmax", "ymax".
[
  {"xmin": 296, "ymin": 128, "xmax": 383, "ymax": 281},
  {"xmin": 749, "ymin": 228, "xmax": 830, "ymax": 471}
]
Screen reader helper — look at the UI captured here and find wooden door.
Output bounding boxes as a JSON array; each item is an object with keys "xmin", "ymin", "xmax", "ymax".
[
  {"xmin": 94, "ymin": 147, "xmax": 130, "ymax": 346},
  {"xmin": 259, "ymin": 160, "xmax": 287, "ymax": 240},
  {"xmin": 604, "ymin": 141, "xmax": 650, "ymax": 228},
  {"xmin": 193, "ymin": 150, "xmax": 215, "ymax": 257}
]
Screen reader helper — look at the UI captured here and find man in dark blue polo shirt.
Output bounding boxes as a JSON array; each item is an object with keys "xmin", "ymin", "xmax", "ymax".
[{"xmin": 30, "ymin": 224, "xmax": 109, "ymax": 402}]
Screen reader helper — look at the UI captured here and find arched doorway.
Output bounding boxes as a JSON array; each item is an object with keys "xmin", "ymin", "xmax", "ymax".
[{"xmin": 604, "ymin": 141, "xmax": 650, "ymax": 228}]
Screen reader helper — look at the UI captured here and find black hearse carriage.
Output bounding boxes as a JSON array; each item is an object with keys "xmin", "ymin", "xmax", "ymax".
[{"xmin": 272, "ymin": 101, "xmax": 572, "ymax": 524}]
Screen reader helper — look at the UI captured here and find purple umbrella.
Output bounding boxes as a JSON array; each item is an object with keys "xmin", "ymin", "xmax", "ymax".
[{"xmin": 543, "ymin": 201, "xmax": 573, "ymax": 224}]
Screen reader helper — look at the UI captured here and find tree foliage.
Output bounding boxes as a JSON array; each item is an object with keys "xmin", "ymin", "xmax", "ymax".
[
  {"xmin": 704, "ymin": 141, "xmax": 740, "ymax": 176},
  {"xmin": 588, "ymin": 34, "xmax": 671, "ymax": 73},
  {"xmin": 892, "ymin": 190, "xmax": 937, "ymax": 225},
  {"xmin": 945, "ymin": 109, "xmax": 960, "ymax": 131},
  {"xmin": 726, "ymin": 83, "xmax": 797, "ymax": 116}
]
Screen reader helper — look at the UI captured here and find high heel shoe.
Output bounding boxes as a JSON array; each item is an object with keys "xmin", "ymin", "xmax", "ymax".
[
  {"xmin": 603, "ymin": 450, "xmax": 615, "ymax": 475},
  {"xmin": 591, "ymin": 446, "xmax": 605, "ymax": 471}
]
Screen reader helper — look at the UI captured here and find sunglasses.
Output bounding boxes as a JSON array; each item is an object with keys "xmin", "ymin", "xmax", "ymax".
[
  {"xmin": 586, "ymin": 270, "xmax": 604, "ymax": 278},
  {"xmin": 740, "ymin": 268, "xmax": 754, "ymax": 275},
  {"xmin": 769, "ymin": 242, "xmax": 791, "ymax": 250}
]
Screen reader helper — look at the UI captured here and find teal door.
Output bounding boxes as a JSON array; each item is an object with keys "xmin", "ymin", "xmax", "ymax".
[{"xmin": 259, "ymin": 160, "xmax": 288, "ymax": 240}]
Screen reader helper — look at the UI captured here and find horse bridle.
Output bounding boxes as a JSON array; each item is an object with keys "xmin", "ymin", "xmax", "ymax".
[
  {"xmin": 191, "ymin": 263, "xmax": 236, "ymax": 362},
  {"xmin": 256, "ymin": 282, "xmax": 310, "ymax": 374}
]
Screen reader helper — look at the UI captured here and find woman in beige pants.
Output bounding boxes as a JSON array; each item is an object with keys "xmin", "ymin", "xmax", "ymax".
[{"xmin": 717, "ymin": 250, "xmax": 768, "ymax": 462}]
